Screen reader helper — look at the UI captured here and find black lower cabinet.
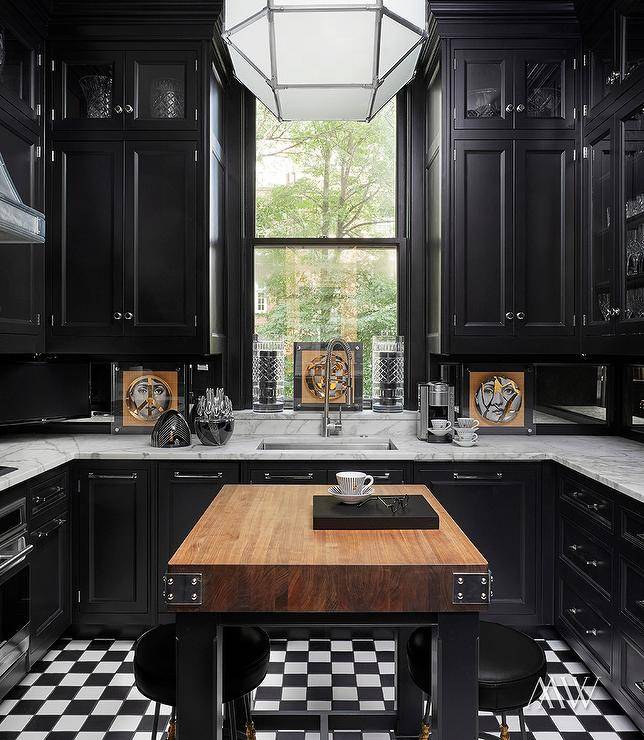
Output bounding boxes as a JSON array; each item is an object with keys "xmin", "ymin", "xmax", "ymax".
[
  {"xmin": 414, "ymin": 463, "xmax": 546, "ymax": 625},
  {"xmin": 74, "ymin": 463, "xmax": 154, "ymax": 630},
  {"xmin": 30, "ymin": 510, "xmax": 71, "ymax": 664},
  {"xmin": 157, "ymin": 463, "xmax": 239, "ymax": 617}
]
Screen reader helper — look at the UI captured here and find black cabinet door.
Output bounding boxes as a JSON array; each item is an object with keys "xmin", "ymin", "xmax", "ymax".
[
  {"xmin": 454, "ymin": 49, "xmax": 513, "ymax": 129},
  {"xmin": 124, "ymin": 141, "xmax": 197, "ymax": 337},
  {"xmin": 514, "ymin": 49, "xmax": 576, "ymax": 130},
  {"xmin": 30, "ymin": 513, "xmax": 71, "ymax": 663},
  {"xmin": 76, "ymin": 466, "xmax": 151, "ymax": 615},
  {"xmin": 125, "ymin": 50, "xmax": 199, "ymax": 131},
  {"xmin": 49, "ymin": 141, "xmax": 124, "ymax": 338},
  {"xmin": 0, "ymin": 25, "xmax": 40, "ymax": 128},
  {"xmin": 0, "ymin": 115, "xmax": 42, "ymax": 341},
  {"xmin": 514, "ymin": 141, "xmax": 576, "ymax": 337},
  {"xmin": 453, "ymin": 140, "xmax": 514, "ymax": 337},
  {"xmin": 157, "ymin": 463, "xmax": 239, "ymax": 613},
  {"xmin": 415, "ymin": 465, "xmax": 541, "ymax": 621},
  {"xmin": 52, "ymin": 49, "xmax": 125, "ymax": 132}
]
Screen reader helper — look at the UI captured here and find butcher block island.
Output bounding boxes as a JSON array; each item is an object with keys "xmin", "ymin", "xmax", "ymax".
[{"xmin": 166, "ymin": 484, "xmax": 489, "ymax": 740}]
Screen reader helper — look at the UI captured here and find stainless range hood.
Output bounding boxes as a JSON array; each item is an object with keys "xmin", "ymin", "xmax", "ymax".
[{"xmin": 0, "ymin": 155, "xmax": 45, "ymax": 243}]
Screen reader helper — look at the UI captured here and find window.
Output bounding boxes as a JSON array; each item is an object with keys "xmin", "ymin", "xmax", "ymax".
[{"xmin": 253, "ymin": 99, "xmax": 399, "ymax": 401}]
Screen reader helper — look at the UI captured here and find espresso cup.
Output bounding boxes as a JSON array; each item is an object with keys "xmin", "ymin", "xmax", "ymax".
[
  {"xmin": 457, "ymin": 417, "xmax": 480, "ymax": 429},
  {"xmin": 430, "ymin": 419, "xmax": 452, "ymax": 430},
  {"xmin": 336, "ymin": 471, "xmax": 374, "ymax": 495}
]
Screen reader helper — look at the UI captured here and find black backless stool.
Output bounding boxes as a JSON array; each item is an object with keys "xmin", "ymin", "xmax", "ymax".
[
  {"xmin": 134, "ymin": 623, "xmax": 271, "ymax": 740},
  {"xmin": 407, "ymin": 621, "xmax": 547, "ymax": 740}
]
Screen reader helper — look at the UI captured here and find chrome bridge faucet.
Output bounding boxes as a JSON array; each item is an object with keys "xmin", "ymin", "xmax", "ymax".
[{"xmin": 321, "ymin": 337, "xmax": 354, "ymax": 437}]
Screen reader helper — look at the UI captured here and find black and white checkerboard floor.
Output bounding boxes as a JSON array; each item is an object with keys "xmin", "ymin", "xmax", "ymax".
[{"xmin": 0, "ymin": 634, "xmax": 641, "ymax": 740}]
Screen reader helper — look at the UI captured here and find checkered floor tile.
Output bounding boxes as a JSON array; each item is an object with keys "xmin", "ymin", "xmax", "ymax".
[{"xmin": 0, "ymin": 634, "xmax": 640, "ymax": 739}]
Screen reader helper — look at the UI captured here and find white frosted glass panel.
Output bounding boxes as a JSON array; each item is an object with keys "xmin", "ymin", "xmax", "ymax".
[
  {"xmin": 378, "ymin": 14, "xmax": 421, "ymax": 79},
  {"xmin": 384, "ymin": 0, "xmax": 426, "ymax": 29},
  {"xmin": 230, "ymin": 14, "xmax": 272, "ymax": 77},
  {"xmin": 224, "ymin": 0, "xmax": 266, "ymax": 31},
  {"xmin": 273, "ymin": 11, "xmax": 376, "ymax": 84},
  {"xmin": 229, "ymin": 47, "xmax": 279, "ymax": 117},
  {"xmin": 371, "ymin": 46, "xmax": 419, "ymax": 117},
  {"xmin": 278, "ymin": 87, "xmax": 373, "ymax": 120}
]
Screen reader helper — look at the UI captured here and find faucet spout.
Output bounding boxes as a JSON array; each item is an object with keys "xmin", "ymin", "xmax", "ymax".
[{"xmin": 321, "ymin": 338, "xmax": 354, "ymax": 437}]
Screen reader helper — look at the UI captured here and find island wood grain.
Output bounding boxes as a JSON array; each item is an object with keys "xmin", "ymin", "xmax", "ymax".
[{"xmin": 168, "ymin": 484, "xmax": 488, "ymax": 613}]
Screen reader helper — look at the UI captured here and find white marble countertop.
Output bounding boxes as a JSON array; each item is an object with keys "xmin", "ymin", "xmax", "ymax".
[{"xmin": 0, "ymin": 432, "xmax": 643, "ymax": 505}]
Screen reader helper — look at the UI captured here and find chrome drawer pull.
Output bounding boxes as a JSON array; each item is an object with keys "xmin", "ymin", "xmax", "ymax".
[
  {"xmin": 173, "ymin": 472, "xmax": 223, "ymax": 480},
  {"xmin": 263, "ymin": 472, "xmax": 314, "ymax": 481},
  {"xmin": 34, "ymin": 518, "xmax": 66, "ymax": 539},
  {"xmin": 567, "ymin": 545, "xmax": 601, "ymax": 568},
  {"xmin": 584, "ymin": 628, "xmax": 600, "ymax": 637},
  {"xmin": 635, "ymin": 681, "xmax": 644, "ymax": 695},
  {"xmin": 373, "ymin": 473, "xmax": 391, "ymax": 480},
  {"xmin": 567, "ymin": 607, "xmax": 580, "ymax": 615},
  {"xmin": 88, "ymin": 473, "xmax": 138, "ymax": 480},
  {"xmin": 33, "ymin": 486, "xmax": 65, "ymax": 505},
  {"xmin": 453, "ymin": 472, "xmax": 503, "ymax": 480},
  {"xmin": 586, "ymin": 502, "xmax": 605, "ymax": 512}
]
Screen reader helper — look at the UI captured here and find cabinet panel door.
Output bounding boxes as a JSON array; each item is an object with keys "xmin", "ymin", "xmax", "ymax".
[
  {"xmin": 0, "ymin": 26, "xmax": 39, "ymax": 126},
  {"xmin": 415, "ymin": 466, "xmax": 540, "ymax": 620},
  {"xmin": 0, "ymin": 118, "xmax": 41, "ymax": 337},
  {"xmin": 157, "ymin": 463, "xmax": 239, "ymax": 613},
  {"xmin": 50, "ymin": 141, "xmax": 124, "ymax": 337},
  {"xmin": 30, "ymin": 514, "xmax": 70, "ymax": 663},
  {"xmin": 514, "ymin": 141, "xmax": 576, "ymax": 336},
  {"xmin": 454, "ymin": 49, "xmax": 513, "ymax": 129},
  {"xmin": 125, "ymin": 50, "xmax": 199, "ymax": 131},
  {"xmin": 124, "ymin": 141, "xmax": 197, "ymax": 337},
  {"xmin": 453, "ymin": 140, "xmax": 514, "ymax": 337},
  {"xmin": 513, "ymin": 50, "xmax": 575, "ymax": 130},
  {"xmin": 77, "ymin": 467, "xmax": 150, "ymax": 614}
]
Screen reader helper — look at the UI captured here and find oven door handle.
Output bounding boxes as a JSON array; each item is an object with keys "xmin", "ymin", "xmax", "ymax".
[{"xmin": 0, "ymin": 544, "xmax": 34, "ymax": 577}]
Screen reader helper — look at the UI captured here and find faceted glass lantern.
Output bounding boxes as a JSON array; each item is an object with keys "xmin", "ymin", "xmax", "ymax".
[
  {"xmin": 252, "ymin": 336, "xmax": 285, "ymax": 413},
  {"xmin": 223, "ymin": 0, "xmax": 427, "ymax": 121},
  {"xmin": 372, "ymin": 336, "xmax": 404, "ymax": 413}
]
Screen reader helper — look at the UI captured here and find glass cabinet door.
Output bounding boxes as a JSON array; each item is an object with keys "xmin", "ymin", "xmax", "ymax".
[
  {"xmin": 125, "ymin": 51, "xmax": 198, "ymax": 130},
  {"xmin": 0, "ymin": 27, "xmax": 38, "ymax": 122},
  {"xmin": 514, "ymin": 50, "xmax": 574, "ymax": 129},
  {"xmin": 588, "ymin": 23, "xmax": 619, "ymax": 112},
  {"xmin": 621, "ymin": 106, "xmax": 644, "ymax": 331},
  {"xmin": 622, "ymin": 2, "xmax": 644, "ymax": 80},
  {"xmin": 453, "ymin": 49, "xmax": 512, "ymax": 129},
  {"xmin": 588, "ymin": 131, "xmax": 615, "ymax": 332},
  {"xmin": 54, "ymin": 51, "xmax": 124, "ymax": 131}
]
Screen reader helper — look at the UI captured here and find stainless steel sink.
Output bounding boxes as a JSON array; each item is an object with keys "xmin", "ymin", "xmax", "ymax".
[{"xmin": 257, "ymin": 436, "xmax": 397, "ymax": 451}]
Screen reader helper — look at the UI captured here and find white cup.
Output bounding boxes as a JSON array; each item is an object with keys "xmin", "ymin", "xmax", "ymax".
[
  {"xmin": 455, "ymin": 430, "xmax": 478, "ymax": 442},
  {"xmin": 336, "ymin": 471, "xmax": 374, "ymax": 495},
  {"xmin": 457, "ymin": 417, "xmax": 479, "ymax": 429},
  {"xmin": 430, "ymin": 419, "xmax": 452, "ymax": 430}
]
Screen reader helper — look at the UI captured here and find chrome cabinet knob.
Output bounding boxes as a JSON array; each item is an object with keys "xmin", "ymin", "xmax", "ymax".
[
  {"xmin": 516, "ymin": 311, "xmax": 526, "ymax": 320},
  {"xmin": 505, "ymin": 103, "xmax": 514, "ymax": 113},
  {"xmin": 113, "ymin": 312, "xmax": 122, "ymax": 320},
  {"xmin": 505, "ymin": 311, "xmax": 515, "ymax": 320},
  {"xmin": 516, "ymin": 103, "xmax": 526, "ymax": 112},
  {"xmin": 124, "ymin": 312, "xmax": 134, "ymax": 320},
  {"xmin": 114, "ymin": 105, "xmax": 123, "ymax": 114},
  {"xmin": 124, "ymin": 104, "xmax": 134, "ymax": 114}
]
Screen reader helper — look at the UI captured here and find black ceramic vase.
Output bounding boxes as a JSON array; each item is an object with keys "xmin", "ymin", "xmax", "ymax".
[
  {"xmin": 150, "ymin": 409, "xmax": 192, "ymax": 448},
  {"xmin": 194, "ymin": 417, "xmax": 234, "ymax": 446}
]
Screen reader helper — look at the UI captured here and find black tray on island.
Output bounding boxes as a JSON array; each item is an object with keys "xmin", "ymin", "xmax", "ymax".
[{"xmin": 312, "ymin": 494, "xmax": 440, "ymax": 530}]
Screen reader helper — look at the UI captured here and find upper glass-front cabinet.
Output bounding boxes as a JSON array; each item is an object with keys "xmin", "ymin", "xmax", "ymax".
[
  {"xmin": 622, "ymin": 2, "xmax": 644, "ymax": 80},
  {"xmin": 52, "ymin": 48, "xmax": 198, "ymax": 131},
  {"xmin": 454, "ymin": 47, "xmax": 575, "ymax": 130},
  {"xmin": 0, "ymin": 26, "xmax": 40, "ymax": 124}
]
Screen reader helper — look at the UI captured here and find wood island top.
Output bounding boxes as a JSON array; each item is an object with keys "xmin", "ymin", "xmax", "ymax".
[{"xmin": 167, "ymin": 484, "xmax": 488, "ymax": 613}]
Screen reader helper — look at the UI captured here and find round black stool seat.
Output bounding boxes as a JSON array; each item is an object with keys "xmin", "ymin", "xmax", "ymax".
[
  {"xmin": 134, "ymin": 624, "xmax": 271, "ymax": 706},
  {"xmin": 407, "ymin": 621, "xmax": 547, "ymax": 712}
]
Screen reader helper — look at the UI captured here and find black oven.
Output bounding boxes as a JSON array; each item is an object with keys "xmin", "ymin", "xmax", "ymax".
[{"xmin": 0, "ymin": 498, "xmax": 32, "ymax": 678}]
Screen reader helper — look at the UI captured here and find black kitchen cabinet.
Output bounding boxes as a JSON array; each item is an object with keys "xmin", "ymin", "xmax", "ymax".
[
  {"xmin": 48, "ymin": 139, "xmax": 199, "ymax": 350},
  {"xmin": 75, "ymin": 464, "xmax": 153, "ymax": 621},
  {"xmin": 453, "ymin": 44, "xmax": 576, "ymax": 131},
  {"xmin": 30, "ymin": 510, "xmax": 71, "ymax": 664},
  {"xmin": 0, "ymin": 22, "xmax": 41, "ymax": 131},
  {"xmin": 414, "ymin": 463, "xmax": 545, "ymax": 624},
  {"xmin": 452, "ymin": 139, "xmax": 576, "ymax": 347},
  {"xmin": 51, "ymin": 46, "xmax": 199, "ymax": 132},
  {"xmin": 157, "ymin": 463, "xmax": 239, "ymax": 615}
]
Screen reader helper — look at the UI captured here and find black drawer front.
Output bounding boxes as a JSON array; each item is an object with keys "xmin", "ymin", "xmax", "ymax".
[
  {"xmin": 561, "ymin": 477, "xmax": 613, "ymax": 530},
  {"xmin": 622, "ymin": 557, "xmax": 644, "ymax": 631},
  {"xmin": 327, "ymin": 468, "xmax": 406, "ymax": 485},
  {"xmin": 30, "ymin": 473, "xmax": 67, "ymax": 518},
  {"xmin": 623, "ymin": 508, "xmax": 644, "ymax": 552},
  {"xmin": 561, "ymin": 517, "xmax": 613, "ymax": 595},
  {"xmin": 560, "ymin": 578, "xmax": 612, "ymax": 671},
  {"xmin": 619, "ymin": 633, "xmax": 644, "ymax": 712},
  {"xmin": 249, "ymin": 469, "xmax": 327, "ymax": 485}
]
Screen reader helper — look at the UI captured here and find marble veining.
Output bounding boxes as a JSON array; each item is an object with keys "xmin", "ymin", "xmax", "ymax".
[{"xmin": 0, "ymin": 432, "xmax": 643, "ymax": 505}]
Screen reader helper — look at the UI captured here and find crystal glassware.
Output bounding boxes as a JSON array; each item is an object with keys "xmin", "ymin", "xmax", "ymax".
[
  {"xmin": 372, "ymin": 336, "xmax": 404, "ymax": 413},
  {"xmin": 252, "ymin": 336, "xmax": 285, "ymax": 413},
  {"xmin": 150, "ymin": 77, "xmax": 185, "ymax": 119},
  {"xmin": 79, "ymin": 74, "xmax": 113, "ymax": 119}
]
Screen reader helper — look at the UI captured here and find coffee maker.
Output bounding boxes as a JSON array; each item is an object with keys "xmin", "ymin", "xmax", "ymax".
[{"xmin": 417, "ymin": 381, "xmax": 455, "ymax": 442}]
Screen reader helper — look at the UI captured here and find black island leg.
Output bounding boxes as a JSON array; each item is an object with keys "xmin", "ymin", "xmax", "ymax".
[
  {"xmin": 431, "ymin": 612, "xmax": 479, "ymax": 740},
  {"xmin": 176, "ymin": 613, "xmax": 223, "ymax": 740}
]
